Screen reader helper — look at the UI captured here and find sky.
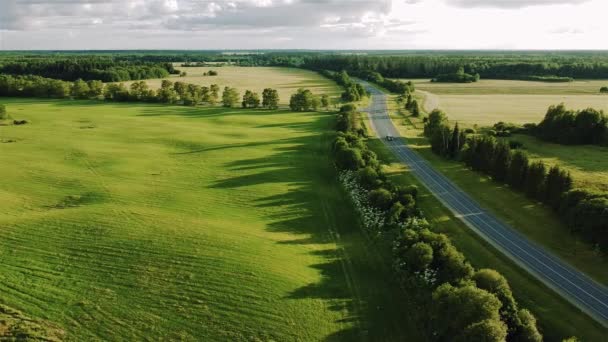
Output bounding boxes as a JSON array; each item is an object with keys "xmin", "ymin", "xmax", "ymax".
[{"xmin": 0, "ymin": 0, "xmax": 606, "ymax": 50}]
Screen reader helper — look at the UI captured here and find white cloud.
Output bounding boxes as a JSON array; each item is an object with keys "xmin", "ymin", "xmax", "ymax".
[{"xmin": 0, "ymin": 0, "xmax": 606, "ymax": 49}]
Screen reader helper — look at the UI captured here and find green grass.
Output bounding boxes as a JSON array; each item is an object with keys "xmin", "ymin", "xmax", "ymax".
[
  {"xmin": 0, "ymin": 98, "xmax": 417, "ymax": 341},
  {"xmin": 502, "ymin": 134, "xmax": 608, "ymax": 192},
  {"xmin": 366, "ymin": 137, "xmax": 608, "ymax": 342},
  {"xmin": 122, "ymin": 66, "xmax": 342, "ymax": 106}
]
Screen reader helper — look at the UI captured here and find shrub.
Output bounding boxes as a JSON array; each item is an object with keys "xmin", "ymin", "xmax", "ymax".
[
  {"xmin": 369, "ymin": 188, "xmax": 393, "ymax": 210},
  {"xmin": 599, "ymin": 86, "xmax": 608, "ymax": 93}
]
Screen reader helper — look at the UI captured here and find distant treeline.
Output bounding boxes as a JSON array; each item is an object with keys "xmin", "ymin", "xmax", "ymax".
[
  {"xmin": 0, "ymin": 58, "xmax": 176, "ymax": 82},
  {"xmin": 333, "ymin": 105, "xmax": 542, "ymax": 342},
  {"xmin": 425, "ymin": 110, "xmax": 608, "ymax": 253},
  {"xmin": 295, "ymin": 54, "xmax": 608, "ymax": 80}
]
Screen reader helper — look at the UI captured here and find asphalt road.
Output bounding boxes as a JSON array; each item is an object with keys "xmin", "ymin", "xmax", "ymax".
[{"xmin": 360, "ymin": 81, "xmax": 608, "ymax": 327}]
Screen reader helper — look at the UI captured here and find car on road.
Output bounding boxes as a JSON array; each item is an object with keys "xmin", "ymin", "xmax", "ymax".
[{"xmin": 386, "ymin": 135, "xmax": 394, "ymax": 141}]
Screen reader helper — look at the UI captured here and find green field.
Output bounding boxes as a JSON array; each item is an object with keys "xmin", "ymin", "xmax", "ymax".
[
  {"xmin": 0, "ymin": 96, "xmax": 417, "ymax": 340},
  {"xmin": 365, "ymin": 137, "xmax": 608, "ymax": 342},
  {"xmin": 405, "ymin": 79, "xmax": 608, "ymax": 126},
  {"xmin": 503, "ymin": 134, "xmax": 608, "ymax": 192},
  {"xmin": 122, "ymin": 66, "xmax": 341, "ymax": 106}
]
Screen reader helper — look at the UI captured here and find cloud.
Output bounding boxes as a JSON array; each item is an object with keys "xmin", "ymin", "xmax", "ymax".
[{"xmin": 445, "ymin": 0, "xmax": 591, "ymax": 8}]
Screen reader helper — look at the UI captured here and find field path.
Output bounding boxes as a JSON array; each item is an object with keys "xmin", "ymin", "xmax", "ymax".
[
  {"xmin": 416, "ymin": 89, "xmax": 440, "ymax": 112},
  {"xmin": 361, "ymin": 80, "xmax": 608, "ymax": 328}
]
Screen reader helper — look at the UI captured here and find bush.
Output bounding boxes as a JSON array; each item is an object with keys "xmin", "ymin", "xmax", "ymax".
[
  {"xmin": 601, "ymin": 86, "xmax": 608, "ymax": 93},
  {"xmin": 369, "ymin": 188, "xmax": 393, "ymax": 210}
]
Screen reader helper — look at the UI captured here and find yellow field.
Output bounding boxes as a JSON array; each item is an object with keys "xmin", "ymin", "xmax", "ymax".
[
  {"xmin": 122, "ymin": 66, "xmax": 340, "ymax": 105},
  {"xmin": 408, "ymin": 78, "xmax": 608, "ymax": 95},
  {"xmin": 418, "ymin": 93, "xmax": 608, "ymax": 126}
]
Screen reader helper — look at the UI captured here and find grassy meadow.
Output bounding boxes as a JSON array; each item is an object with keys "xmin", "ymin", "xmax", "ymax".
[
  {"xmin": 122, "ymin": 66, "xmax": 342, "ymax": 106},
  {"xmin": 503, "ymin": 134, "xmax": 608, "ymax": 192},
  {"xmin": 0, "ymin": 94, "xmax": 417, "ymax": 340}
]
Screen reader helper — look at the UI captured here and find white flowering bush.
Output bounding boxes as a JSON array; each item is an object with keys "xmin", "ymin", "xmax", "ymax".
[{"xmin": 338, "ymin": 170, "xmax": 385, "ymax": 234}]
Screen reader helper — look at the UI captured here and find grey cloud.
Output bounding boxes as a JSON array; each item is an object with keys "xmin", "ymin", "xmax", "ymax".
[{"xmin": 446, "ymin": 0, "xmax": 590, "ymax": 8}]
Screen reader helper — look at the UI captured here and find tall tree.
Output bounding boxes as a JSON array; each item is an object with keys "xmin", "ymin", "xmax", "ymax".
[{"xmin": 222, "ymin": 87, "xmax": 240, "ymax": 108}]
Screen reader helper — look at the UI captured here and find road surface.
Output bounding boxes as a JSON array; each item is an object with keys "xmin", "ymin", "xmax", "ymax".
[{"xmin": 361, "ymin": 81, "xmax": 608, "ymax": 327}]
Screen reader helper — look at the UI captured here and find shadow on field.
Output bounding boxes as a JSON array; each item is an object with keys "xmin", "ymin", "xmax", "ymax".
[{"xmin": 208, "ymin": 112, "xmax": 418, "ymax": 341}]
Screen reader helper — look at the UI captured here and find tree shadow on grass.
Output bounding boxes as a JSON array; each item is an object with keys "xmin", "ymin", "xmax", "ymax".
[{"xmin": 207, "ymin": 114, "xmax": 421, "ymax": 341}]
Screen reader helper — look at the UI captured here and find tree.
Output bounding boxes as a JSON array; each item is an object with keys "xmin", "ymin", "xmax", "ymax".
[
  {"xmin": 513, "ymin": 309, "xmax": 543, "ymax": 342},
  {"xmin": 103, "ymin": 83, "xmax": 130, "ymax": 101},
  {"xmin": 209, "ymin": 84, "xmax": 220, "ymax": 105},
  {"xmin": 432, "ymin": 284, "xmax": 503, "ymax": 341},
  {"xmin": 0, "ymin": 104, "xmax": 7, "ymax": 120},
  {"xmin": 289, "ymin": 88, "xmax": 320, "ymax": 112},
  {"xmin": 222, "ymin": 87, "xmax": 240, "ymax": 108},
  {"xmin": 492, "ymin": 142, "xmax": 511, "ymax": 183},
  {"xmin": 262, "ymin": 88, "xmax": 280, "ymax": 109},
  {"xmin": 321, "ymin": 94, "xmax": 330, "ymax": 109},
  {"xmin": 369, "ymin": 188, "xmax": 394, "ymax": 210},
  {"xmin": 507, "ymin": 150, "xmax": 529, "ymax": 190},
  {"xmin": 600, "ymin": 86, "xmax": 608, "ymax": 93},
  {"xmin": 242, "ymin": 90, "xmax": 261, "ymax": 108},
  {"xmin": 525, "ymin": 161, "xmax": 546, "ymax": 200},
  {"xmin": 71, "ymin": 79, "xmax": 91, "ymax": 99},
  {"xmin": 449, "ymin": 122, "xmax": 462, "ymax": 158},
  {"xmin": 545, "ymin": 166, "xmax": 573, "ymax": 208},
  {"xmin": 424, "ymin": 109, "xmax": 448, "ymax": 137},
  {"xmin": 87, "ymin": 80, "xmax": 104, "ymax": 98},
  {"xmin": 406, "ymin": 242, "xmax": 434, "ymax": 271}
]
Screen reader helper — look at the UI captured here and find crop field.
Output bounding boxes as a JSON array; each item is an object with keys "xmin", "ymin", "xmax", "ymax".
[
  {"xmin": 0, "ymin": 97, "xmax": 415, "ymax": 340},
  {"xmin": 122, "ymin": 66, "xmax": 341, "ymax": 105},
  {"xmin": 402, "ymin": 79, "xmax": 608, "ymax": 126},
  {"xmin": 408, "ymin": 78, "xmax": 608, "ymax": 95}
]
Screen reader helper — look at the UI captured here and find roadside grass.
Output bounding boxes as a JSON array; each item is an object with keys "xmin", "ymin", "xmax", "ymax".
[
  {"xmin": 0, "ymin": 97, "xmax": 417, "ymax": 341},
  {"xmin": 502, "ymin": 134, "xmax": 608, "ymax": 192},
  {"xmin": 121, "ymin": 66, "xmax": 341, "ymax": 106},
  {"xmin": 366, "ymin": 137, "xmax": 608, "ymax": 342}
]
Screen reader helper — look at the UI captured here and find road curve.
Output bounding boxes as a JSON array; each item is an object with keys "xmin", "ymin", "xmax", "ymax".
[{"xmin": 360, "ymin": 81, "xmax": 608, "ymax": 327}]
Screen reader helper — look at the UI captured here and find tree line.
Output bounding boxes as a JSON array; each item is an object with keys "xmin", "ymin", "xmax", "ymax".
[
  {"xmin": 294, "ymin": 53, "xmax": 608, "ymax": 80},
  {"xmin": 0, "ymin": 74, "xmax": 286, "ymax": 110},
  {"xmin": 532, "ymin": 104, "xmax": 608, "ymax": 146},
  {"xmin": 334, "ymin": 105, "xmax": 542, "ymax": 342},
  {"xmin": 0, "ymin": 58, "xmax": 175, "ymax": 82},
  {"xmin": 319, "ymin": 70, "xmax": 368, "ymax": 102},
  {"xmin": 426, "ymin": 110, "xmax": 607, "ymax": 253}
]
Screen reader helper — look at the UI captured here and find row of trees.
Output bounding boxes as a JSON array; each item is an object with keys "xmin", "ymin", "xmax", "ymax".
[
  {"xmin": 334, "ymin": 105, "xmax": 542, "ymax": 341},
  {"xmin": 320, "ymin": 70, "xmax": 368, "ymax": 102},
  {"xmin": 403, "ymin": 94, "xmax": 421, "ymax": 117},
  {"xmin": 0, "ymin": 58, "xmax": 175, "ymax": 82},
  {"xmin": 425, "ymin": 110, "xmax": 607, "ymax": 253},
  {"xmin": 357, "ymin": 70, "xmax": 415, "ymax": 94},
  {"xmin": 0, "ymin": 74, "xmax": 286, "ymax": 110},
  {"xmin": 534, "ymin": 104, "xmax": 607, "ymax": 146}
]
